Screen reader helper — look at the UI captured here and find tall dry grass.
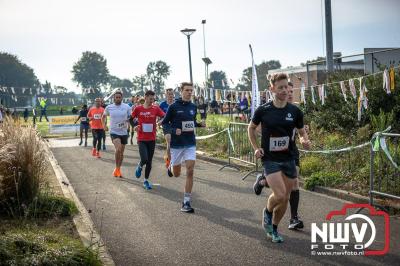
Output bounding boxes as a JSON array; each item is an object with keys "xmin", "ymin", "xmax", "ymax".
[{"xmin": 0, "ymin": 117, "xmax": 47, "ymax": 216}]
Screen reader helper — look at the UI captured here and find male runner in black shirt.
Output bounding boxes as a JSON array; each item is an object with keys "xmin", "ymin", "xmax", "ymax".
[
  {"xmin": 248, "ymin": 73, "xmax": 310, "ymax": 243},
  {"xmin": 253, "ymin": 82, "xmax": 305, "ymax": 230}
]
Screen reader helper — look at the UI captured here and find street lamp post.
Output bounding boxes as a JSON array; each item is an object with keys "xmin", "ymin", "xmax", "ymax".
[
  {"xmin": 181, "ymin": 28, "xmax": 196, "ymax": 83},
  {"xmin": 201, "ymin": 20, "xmax": 212, "ymax": 89}
]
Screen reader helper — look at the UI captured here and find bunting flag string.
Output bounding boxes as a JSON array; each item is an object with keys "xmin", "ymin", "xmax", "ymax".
[
  {"xmin": 300, "ymin": 82, "xmax": 306, "ymax": 105},
  {"xmin": 216, "ymin": 89, "xmax": 222, "ymax": 102},
  {"xmin": 383, "ymin": 68, "xmax": 391, "ymax": 94},
  {"xmin": 389, "ymin": 66, "xmax": 395, "ymax": 92},
  {"xmin": 349, "ymin": 79, "xmax": 357, "ymax": 99},
  {"xmin": 210, "ymin": 87, "xmax": 214, "ymax": 101},
  {"xmin": 318, "ymin": 85, "xmax": 325, "ymax": 105},
  {"xmin": 310, "ymin": 86, "xmax": 316, "ymax": 104},
  {"xmin": 340, "ymin": 81, "xmax": 347, "ymax": 102}
]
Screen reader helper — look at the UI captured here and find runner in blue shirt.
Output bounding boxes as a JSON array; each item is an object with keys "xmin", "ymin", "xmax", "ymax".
[{"xmin": 162, "ymin": 83, "xmax": 205, "ymax": 213}]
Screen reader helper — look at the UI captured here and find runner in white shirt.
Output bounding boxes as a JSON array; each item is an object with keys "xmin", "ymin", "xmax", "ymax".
[{"xmin": 102, "ymin": 91, "xmax": 131, "ymax": 178}]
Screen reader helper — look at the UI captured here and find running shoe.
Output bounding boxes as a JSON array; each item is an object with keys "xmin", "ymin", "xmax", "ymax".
[
  {"xmin": 288, "ymin": 217, "xmax": 304, "ymax": 230},
  {"xmin": 96, "ymin": 151, "xmax": 101, "ymax": 158},
  {"xmin": 271, "ymin": 231, "xmax": 284, "ymax": 243},
  {"xmin": 135, "ymin": 164, "xmax": 142, "ymax": 178},
  {"xmin": 91, "ymin": 148, "xmax": 96, "ymax": 156},
  {"xmin": 113, "ymin": 168, "xmax": 121, "ymax": 178},
  {"xmin": 262, "ymin": 208, "xmax": 273, "ymax": 236},
  {"xmin": 180, "ymin": 202, "xmax": 194, "ymax": 213},
  {"xmin": 167, "ymin": 165, "xmax": 173, "ymax": 177},
  {"xmin": 253, "ymin": 174, "xmax": 265, "ymax": 195},
  {"xmin": 143, "ymin": 180, "xmax": 153, "ymax": 190}
]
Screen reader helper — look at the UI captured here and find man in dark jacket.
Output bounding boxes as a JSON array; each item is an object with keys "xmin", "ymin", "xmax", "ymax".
[{"xmin": 162, "ymin": 82, "xmax": 206, "ymax": 213}]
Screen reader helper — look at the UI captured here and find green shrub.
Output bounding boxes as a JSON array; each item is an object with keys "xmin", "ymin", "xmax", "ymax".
[
  {"xmin": 324, "ymin": 133, "xmax": 347, "ymax": 149},
  {"xmin": 0, "ymin": 227, "xmax": 101, "ymax": 266},
  {"xmin": 300, "ymin": 156, "xmax": 324, "ymax": 176},
  {"xmin": 370, "ymin": 109, "xmax": 394, "ymax": 132},
  {"xmin": 27, "ymin": 194, "xmax": 78, "ymax": 218},
  {"xmin": 304, "ymin": 171, "xmax": 342, "ymax": 190}
]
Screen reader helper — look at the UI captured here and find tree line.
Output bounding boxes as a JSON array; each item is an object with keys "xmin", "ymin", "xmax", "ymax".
[{"xmin": 0, "ymin": 50, "xmax": 283, "ymax": 100}]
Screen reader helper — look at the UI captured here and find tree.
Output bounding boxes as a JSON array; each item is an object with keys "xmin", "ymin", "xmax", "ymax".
[
  {"xmin": 132, "ymin": 75, "xmax": 149, "ymax": 96},
  {"xmin": 300, "ymin": 56, "xmax": 326, "ymax": 67},
  {"xmin": 208, "ymin": 70, "xmax": 228, "ymax": 89},
  {"xmin": 72, "ymin": 51, "xmax": 109, "ymax": 96},
  {"xmin": 0, "ymin": 52, "xmax": 39, "ymax": 88},
  {"xmin": 41, "ymin": 80, "xmax": 53, "ymax": 94},
  {"xmin": 237, "ymin": 60, "xmax": 281, "ymax": 91},
  {"xmin": 108, "ymin": 75, "xmax": 133, "ymax": 96},
  {"xmin": 146, "ymin": 60, "xmax": 171, "ymax": 94}
]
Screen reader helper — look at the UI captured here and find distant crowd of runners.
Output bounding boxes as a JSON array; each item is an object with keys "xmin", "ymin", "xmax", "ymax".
[{"xmin": 70, "ymin": 73, "xmax": 311, "ymax": 243}]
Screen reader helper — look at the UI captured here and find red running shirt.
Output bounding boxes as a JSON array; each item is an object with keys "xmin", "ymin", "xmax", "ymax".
[
  {"xmin": 131, "ymin": 105, "xmax": 165, "ymax": 141},
  {"xmin": 88, "ymin": 107, "xmax": 105, "ymax": 129}
]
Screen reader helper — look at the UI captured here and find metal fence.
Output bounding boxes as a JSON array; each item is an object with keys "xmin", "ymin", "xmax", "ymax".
[
  {"xmin": 219, "ymin": 122, "xmax": 262, "ymax": 180},
  {"xmin": 369, "ymin": 132, "xmax": 400, "ymax": 208}
]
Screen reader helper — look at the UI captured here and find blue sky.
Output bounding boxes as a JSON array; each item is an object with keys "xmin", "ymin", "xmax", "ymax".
[{"xmin": 0, "ymin": 0, "xmax": 399, "ymax": 92}]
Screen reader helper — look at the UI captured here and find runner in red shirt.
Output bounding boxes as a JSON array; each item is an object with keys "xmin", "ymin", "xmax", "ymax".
[
  {"xmin": 88, "ymin": 98, "xmax": 105, "ymax": 158},
  {"xmin": 131, "ymin": 90, "xmax": 165, "ymax": 190}
]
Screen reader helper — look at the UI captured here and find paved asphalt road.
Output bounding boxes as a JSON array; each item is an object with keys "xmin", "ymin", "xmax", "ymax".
[{"xmin": 49, "ymin": 138, "xmax": 400, "ymax": 266}]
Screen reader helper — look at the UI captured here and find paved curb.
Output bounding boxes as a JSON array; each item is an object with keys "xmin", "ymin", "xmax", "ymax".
[{"xmin": 43, "ymin": 140, "xmax": 116, "ymax": 266}]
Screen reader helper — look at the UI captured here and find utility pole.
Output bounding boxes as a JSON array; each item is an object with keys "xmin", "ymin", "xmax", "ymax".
[{"xmin": 325, "ymin": 0, "xmax": 334, "ymax": 72}]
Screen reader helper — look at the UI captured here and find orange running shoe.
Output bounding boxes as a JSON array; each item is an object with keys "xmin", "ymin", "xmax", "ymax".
[
  {"xmin": 91, "ymin": 148, "xmax": 96, "ymax": 156},
  {"xmin": 96, "ymin": 151, "xmax": 101, "ymax": 158},
  {"xmin": 165, "ymin": 157, "xmax": 170, "ymax": 169},
  {"xmin": 113, "ymin": 168, "xmax": 120, "ymax": 177}
]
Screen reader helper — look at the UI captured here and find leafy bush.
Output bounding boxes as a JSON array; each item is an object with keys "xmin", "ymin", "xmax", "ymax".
[
  {"xmin": 302, "ymin": 69, "xmax": 400, "ymax": 132},
  {"xmin": 370, "ymin": 109, "xmax": 394, "ymax": 132},
  {"xmin": 300, "ymin": 155, "xmax": 324, "ymax": 176},
  {"xmin": 26, "ymin": 194, "xmax": 78, "ymax": 218},
  {"xmin": 304, "ymin": 171, "xmax": 342, "ymax": 190},
  {"xmin": 0, "ymin": 227, "xmax": 101, "ymax": 266}
]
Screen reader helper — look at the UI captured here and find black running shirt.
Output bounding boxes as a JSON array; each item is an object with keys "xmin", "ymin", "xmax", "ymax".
[{"xmin": 251, "ymin": 102, "xmax": 304, "ymax": 162}]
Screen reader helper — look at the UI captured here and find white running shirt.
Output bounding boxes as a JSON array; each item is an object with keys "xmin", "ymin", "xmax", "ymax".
[{"xmin": 104, "ymin": 103, "xmax": 131, "ymax": 135}]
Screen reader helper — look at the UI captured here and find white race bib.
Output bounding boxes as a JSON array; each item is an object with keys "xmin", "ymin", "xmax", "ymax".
[
  {"xmin": 93, "ymin": 114, "xmax": 101, "ymax": 120},
  {"xmin": 269, "ymin": 136, "xmax": 289, "ymax": 152},
  {"xmin": 81, "ymin": 117, "xmax": 87, "ymax": 122},
  {"xmin": 117, "ymin": 122, "xmax": 127, "ymax": 129},
  {"xmin": 142, "ymin": 123, "xmax": 153, "ymax": 133},
  {"xmin": 182, "ymin": 121, "xmax": 195, "ymax": 132},
  {"xmin": 199, "ymin": 110, "xmax": 205, "ymax": 114}
]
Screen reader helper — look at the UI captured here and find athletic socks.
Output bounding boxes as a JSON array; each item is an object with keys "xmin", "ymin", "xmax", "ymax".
[
  {"xmin": 183, "ymin": 193, "xmax": 191, "ymax": 204},
  {"xmin": 265, "ymin": 208, "xmax": 273, "ymax": 217},
  {"xmin": 273, "ymin": 224, "xmax": 278, "ymax": 233},
  {"xmin": 290, "ymin": 190, "xmax": 300, "ymax": 219}
]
